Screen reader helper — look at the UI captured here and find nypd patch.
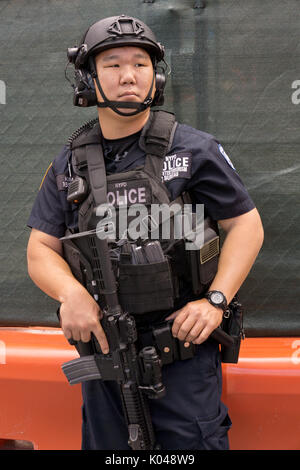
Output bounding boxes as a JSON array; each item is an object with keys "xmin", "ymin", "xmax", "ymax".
[
  {"xmin": 162, "ymin": 152, "xmax": 192, "ymax": 182},
  {"xmin": 218, "ymin": 144, "xmax": 235, "ymax": 170}
]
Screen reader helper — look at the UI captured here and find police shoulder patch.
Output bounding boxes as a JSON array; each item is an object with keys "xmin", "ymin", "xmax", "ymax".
[
  {"xmin": 218, "ymin": 144, "xmax": 235, "ymax": 170},
  {"xmin": 162, "ymin": 152, "xmax": 192, "ymax": 182}
]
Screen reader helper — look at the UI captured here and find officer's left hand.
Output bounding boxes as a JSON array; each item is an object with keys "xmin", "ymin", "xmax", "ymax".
[{"xmin": 165, "ymin": 299, "xmax": 223, "ymax": 345}]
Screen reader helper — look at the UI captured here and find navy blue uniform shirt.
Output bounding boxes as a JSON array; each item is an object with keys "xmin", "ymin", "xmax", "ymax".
[{"xmin": 28, "ymin": 120, "xmax": 255, "ymax": 237}]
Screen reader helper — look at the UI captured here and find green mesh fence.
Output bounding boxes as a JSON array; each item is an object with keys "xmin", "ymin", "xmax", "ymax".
[{"xmin": 0, "ymin": 0, "xmax": 299, "ymax": 335}]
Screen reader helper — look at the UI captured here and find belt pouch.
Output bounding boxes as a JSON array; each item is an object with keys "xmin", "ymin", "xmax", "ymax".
[{"xmin": 220, "ymin": 298, "xmax": 244, "ymax": 363}]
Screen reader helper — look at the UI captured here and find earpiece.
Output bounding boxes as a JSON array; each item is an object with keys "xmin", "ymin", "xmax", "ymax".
[
  {"xmin": 153, "ymin": 66, "xmax": 166, "ymax": 107},
  {"xmin": 72, "ymin": 68, "xmax": 97, "ymax": 107}
]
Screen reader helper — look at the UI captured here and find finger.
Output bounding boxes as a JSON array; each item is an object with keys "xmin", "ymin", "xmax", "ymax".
[
  {"xmin": 176, "ymin": 316, "xmax": 199, "ymax": 341},
  {"xmin": 70, "ymin": 329, "xmax": 81, "ymax": 342},
  {"xmin": 64, "ymin": 329, "xmax": 79, "ymax": 346},
  {"xmin": 64, "ymin": 328, "xmax": 73, "ymax": 340},
  {"xmin": 93, "ymin": 324, "xmax": 110, "ymax": 354},
  {"xmin": 192, "ymin": 325, "xmax": 212, "ymax": 345},
  {"xmin": 165, "ymin": 309, "xmax": 181, "ymax": 321},
  {"xmin": 80, "ymin": 330, "xmax": 92, "ymax": 343},
  {"xmin": 185, "ymin": 322, "xmax": 206, "ymax": 343},
  {"xmin": 171, "ymin": 309, "xmax": 189, "ymax": 337}
]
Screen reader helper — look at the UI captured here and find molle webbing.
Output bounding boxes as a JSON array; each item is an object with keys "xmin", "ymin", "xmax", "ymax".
[
  {"xmin": 69, "ymin": 111, "xmax": 178, "ymax": 233},
  {"xmin": 141, "ymin": 111, "xmax": 177, "ymax": 180},
  {"xmin": 70, "ymin": 110, "xmax": 177, "ymax": 198}
]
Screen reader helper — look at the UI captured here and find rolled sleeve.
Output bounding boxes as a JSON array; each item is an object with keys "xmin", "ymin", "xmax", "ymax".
[{"xmin": 27, "ymin": 151, "xmax": 69, "ymax": 238}]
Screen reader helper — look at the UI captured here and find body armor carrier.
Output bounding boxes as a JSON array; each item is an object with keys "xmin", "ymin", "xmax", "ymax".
[{"xmin": 62, "ymin": 111, "xmax": 220, "ymax": 315}]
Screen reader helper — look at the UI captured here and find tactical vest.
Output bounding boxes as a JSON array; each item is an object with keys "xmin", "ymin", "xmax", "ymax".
[{"xmin": 63, "ymin": 111, "xmax": 220, "ymax": 315}]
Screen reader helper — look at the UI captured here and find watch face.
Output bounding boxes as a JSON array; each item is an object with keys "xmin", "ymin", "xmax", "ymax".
[{"xmin": 210, "ymin": 292, "xmax": 224, "ymax": 305}]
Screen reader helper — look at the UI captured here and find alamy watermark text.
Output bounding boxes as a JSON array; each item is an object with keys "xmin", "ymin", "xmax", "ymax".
[
  {"xmin": 95, "ymin": 202, "xmax": 205, "ymax": 250},
  {"xmin": 291, "ymin": 80, "xmax": 300, "ymax": 104},
  {"xmin": 0, "ymin": 80, "xmax": 6, "ymax": 104}
]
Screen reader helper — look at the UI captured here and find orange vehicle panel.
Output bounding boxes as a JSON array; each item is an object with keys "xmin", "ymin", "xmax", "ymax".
[
  {"xmin": 0, "ymin": 327, "xmax": 81, "ymax": 450},
  {"xmin": 0, "ymin": 327, "xmax": 299, "ymax": 450},
  {"xmin": 223, "ymin": 337, "xmax": 300, "ymax": 450}
]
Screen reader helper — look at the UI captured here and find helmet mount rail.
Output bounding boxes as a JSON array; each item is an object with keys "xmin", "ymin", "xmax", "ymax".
[{"xmin": 107, "ymin": 16, "xmax": 145, "ymax": 37}]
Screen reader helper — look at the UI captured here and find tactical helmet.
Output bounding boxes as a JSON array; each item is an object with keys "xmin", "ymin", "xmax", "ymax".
[
  {"xmin": 67, "ymin": 15, "xmax": 167, "ymax": 115},
  {"xmin": 74, "ymin": 15, "xmax": 165, "ymax": 67}
]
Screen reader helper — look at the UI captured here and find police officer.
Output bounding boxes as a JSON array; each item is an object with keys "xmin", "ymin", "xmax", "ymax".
[{"xmin": 27, "ymin": 15, "xmax": 264, "ymax": 450}]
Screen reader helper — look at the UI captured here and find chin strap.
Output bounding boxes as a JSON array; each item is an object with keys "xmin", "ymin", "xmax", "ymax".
[{"xmin": 93, "ymin": 69, "xmax": 155, "ymax": 117}]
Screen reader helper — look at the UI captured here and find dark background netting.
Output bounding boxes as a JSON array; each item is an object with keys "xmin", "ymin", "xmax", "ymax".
[{"xmin": 0, "ymin": 0, "xmax": 299, "ymax": 335}]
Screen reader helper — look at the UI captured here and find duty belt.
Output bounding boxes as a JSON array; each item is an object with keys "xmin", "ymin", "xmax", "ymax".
[
  {"xmin": 61, "ymin": 320, "xmax": 196, "ymax": 389},
  {"xmin": 61, "ymin": 316, "xmax": 235, "ymax": 390}
]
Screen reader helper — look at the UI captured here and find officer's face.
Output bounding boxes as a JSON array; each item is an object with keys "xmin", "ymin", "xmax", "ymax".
[{"xmin": 94, "ymin": 46, "xmax": 155, "ymax": 114}]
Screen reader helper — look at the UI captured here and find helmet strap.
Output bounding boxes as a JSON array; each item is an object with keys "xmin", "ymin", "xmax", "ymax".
[{"xmin": 92, "ymin": 63, "xmax": 155, "ymax": 117}]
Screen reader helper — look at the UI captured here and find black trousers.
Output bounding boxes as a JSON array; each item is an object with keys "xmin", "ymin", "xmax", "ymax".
[{"xmin": 81, "ymin": 338, "xmax": 231, "ymax": 450}]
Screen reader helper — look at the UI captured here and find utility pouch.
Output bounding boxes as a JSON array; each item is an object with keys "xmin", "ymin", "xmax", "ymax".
[
  {"xmin": 137, "ymin": 320, "xmax": 196, "ymax": 367},
  {"xmin": 188, "ymin": 217, "xmax": 220, "ymax": 295},
  {"xmin": 220, "ymin": 297, "xmax": 244, "ymax": 363},
  {"xmin": 118, "ymin": 241, "xmax": 174, "ymax": 314}
]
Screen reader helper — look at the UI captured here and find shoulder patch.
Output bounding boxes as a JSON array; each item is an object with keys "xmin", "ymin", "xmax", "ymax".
[
  {"xmin": 218, "ymin": 144, "xmax": 235, "ymax": 170},
  {"xmin": 162, "ymin": 152, "xmax": 192, "ymax": 182}
]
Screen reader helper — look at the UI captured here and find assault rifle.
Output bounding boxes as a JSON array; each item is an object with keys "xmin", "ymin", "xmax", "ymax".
[
  {"xmin": 60, "ymin": 229, "xmax": 236, "ymax": 450},
  {"xmin": 60, "ymin": 230, "xmax": 164, "ymax": 450}
]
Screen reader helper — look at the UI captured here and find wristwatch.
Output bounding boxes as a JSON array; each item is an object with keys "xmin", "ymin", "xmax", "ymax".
[{"xmin": 205, "ymin": 290, "xmax": 228, "ymax": 313}]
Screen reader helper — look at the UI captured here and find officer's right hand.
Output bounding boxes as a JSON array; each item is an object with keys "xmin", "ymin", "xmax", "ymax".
[{"xmin": 59, "ymin": 284, "xmax": 109, "ymax": 354}]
